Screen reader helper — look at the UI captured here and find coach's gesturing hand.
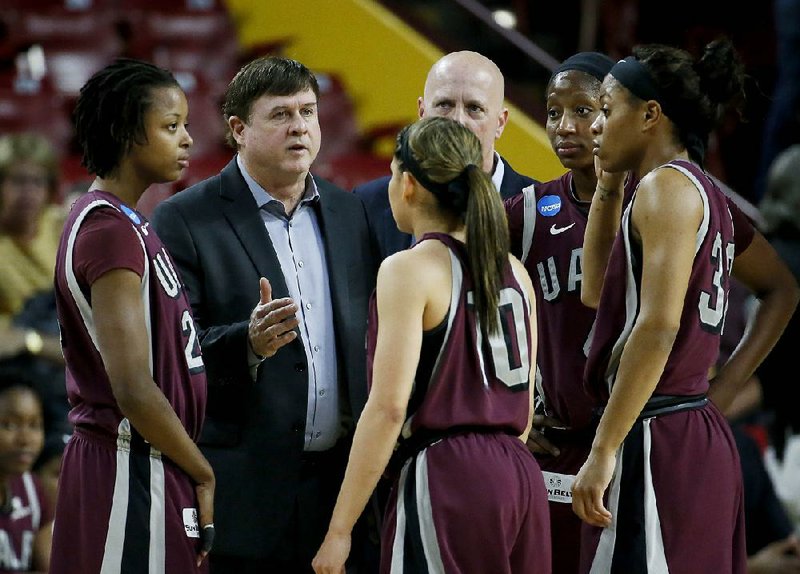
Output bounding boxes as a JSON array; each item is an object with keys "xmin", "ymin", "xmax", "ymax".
[{"xmin": 248, "ymin": 277, "xmax": 299, "ymax": 358}]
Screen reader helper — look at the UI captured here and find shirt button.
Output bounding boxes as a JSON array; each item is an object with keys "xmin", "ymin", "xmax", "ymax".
[
  {"xmin": 319, "ymin": 389, "xmax": 326, "ymax": 396},
  {"xmin": 298, "ymin": 261, "xmax": 304, "ymax": 268},
  {"xmin": 315, "ymin": 431, "xmax": 322, "ymax": 438},
  {"xmin": 313, "ymin": 345, "xmax": 320, "ymax": 352},
  {"xmin": 305, "ymin": 302, "xmax": 312, "ymax": 310}
]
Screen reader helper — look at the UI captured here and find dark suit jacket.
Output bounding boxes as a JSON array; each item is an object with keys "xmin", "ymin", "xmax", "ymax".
[
  {"xmin": 151, "ymin": 159, "xmax": 377, "ymax": 558},
  {"xmin": 354, "ymin": 156, "xmax": 536, "ymax": 261}
]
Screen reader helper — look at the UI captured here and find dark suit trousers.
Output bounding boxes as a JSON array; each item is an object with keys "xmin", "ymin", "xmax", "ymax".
[{"xmin": 209, "ymin": 442, "xmax": 379, "ymax": 574}]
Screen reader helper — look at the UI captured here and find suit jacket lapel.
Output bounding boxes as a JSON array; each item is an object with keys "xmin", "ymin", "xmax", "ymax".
[
  {"xmin": 314, "ymin": 180, "xmax": 350, "ymax": 326},
  {"xmin": 218, "ymin": 160, "xmax": 292, "ymax": 299},
  {"xmin": 498, "ymin": 157, "xmax": 533, "ymax": 200}
]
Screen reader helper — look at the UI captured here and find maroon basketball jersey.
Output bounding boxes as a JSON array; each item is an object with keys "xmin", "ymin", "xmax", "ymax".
[
  {"xmin": 585, "ymin": 160, "xmax": 755, "ymax": 402},
  {"xmin": 0, "ymin": 473, "xmax": 50, "ymax": 572},
  {"xmin": 505, "ymin": 174, "xmax": 636, "ymax": 429},
  {"xmin": 366, "ymin": 232, "xmax": 534, "ymax": 439},
  {"xmin": 54, "ymin": 190, "xmax": 206, "ymax": 442}
]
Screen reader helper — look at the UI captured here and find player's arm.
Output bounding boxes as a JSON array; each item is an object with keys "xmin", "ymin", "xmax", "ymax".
[
  {"xmin": 581, "ymin": 165, "xmax": 627, "ymax": 308},
  {"xmin": 92, "ymin": 268, "xmax": 215, "ymax": 562},
  {"xmin": 573, "ymin": 169, "xmax": 701, "ymax": 527},
  {"xmin": 709, "ymin": 230, "xmax": 799, "ymax": 412},
  {"xmin": 151, "ymin": 200, "xmax": 254, "ymax": 384},
  {"xmin": 31, "ymin": 519, "xmax": 52, "ymax": 573},
  {"xmin": 313, "ymin": 251, "xmax": 425, "ymax": 574},
  {"xmin": 510, "ymin": 256, "xmax": 538, "ymax": 442}
]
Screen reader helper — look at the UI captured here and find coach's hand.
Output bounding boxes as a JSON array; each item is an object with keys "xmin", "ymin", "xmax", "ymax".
[{"xmin": 248, "ymin": 278, "xmax": 299, "ymax": 358}]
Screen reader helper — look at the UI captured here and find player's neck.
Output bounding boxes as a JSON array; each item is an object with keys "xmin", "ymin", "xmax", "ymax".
[
  {"xmin": 89, "ymin": 174, "xmax": 145, "ymax": 210},
  {"xmin": 411, "ymin": 214, "xmax": 465, "ymax": 243}
]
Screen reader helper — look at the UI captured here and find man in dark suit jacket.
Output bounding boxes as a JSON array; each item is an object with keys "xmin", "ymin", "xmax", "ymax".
[
  {"xmin": 151, "ymin": 56, "xmax": 377, "ymax": 573},
  {"xmin": 355, "ymin": 50, "xmax": 537, "ymax": 260}
]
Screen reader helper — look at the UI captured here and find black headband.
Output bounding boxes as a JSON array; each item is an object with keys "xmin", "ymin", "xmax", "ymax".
[
  {"xmin": 397, "ymin": 128, "xmax": 477, "ymax": 215},
  {"xmin": 397, "ymin": 128, "xmax": 447, "ymax": 196},
  {"xmin": 610, "ymin": 56, "xmax": 707, "ymax": 164},
  {"xmin": 553, "ymin": 52, "xmax": 615, "ymax": 82},
  {"xmin": 609, "ymin": 57, "xmax": 663, "ymax": 105}
]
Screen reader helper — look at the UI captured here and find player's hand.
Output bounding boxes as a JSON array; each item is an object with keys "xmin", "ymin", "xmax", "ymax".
[
  {"xmin": 248, "ymin": 277, "xmax": 299, "ymax": 358},
  {"xmin": 594, "ymin": 157, "xmax": 627, "ymax": 196},
  {"xmin": 526, "ymin": 414, "xmax": 565, "ymax": 456},
  {"xmin": 312, "ymin": 531, "xmax": 350, "ymax": 574},
  {"xmin": 572, "ymin": 449, "xmax": 615, "ymax": 528},
  {"xmin": 706, "ymin": 374, "xmax": 740, "ymax": 417},
  {"xmin": 747, "ymin": 535, "xmax": 800, "ymax": 573},
  {"xmin": 195, "ymin": 477, "xmax": 216, "ymax": 567}
]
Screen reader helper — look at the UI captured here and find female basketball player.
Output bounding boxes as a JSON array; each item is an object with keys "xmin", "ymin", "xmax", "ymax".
[
  {"xmin": 574, "ymin": 38, "xmax": 799, "ymax": 572},
  {"xmin": 504, "ymin": 52, "xmax": 633, "ymax": 574},
  {"xmin": 313, "ymin": 116, "xmax": 551, "ymax": 574},
  {"xmin": 50, "ymin": 59, "xmax": 215, "ymax": 573}
]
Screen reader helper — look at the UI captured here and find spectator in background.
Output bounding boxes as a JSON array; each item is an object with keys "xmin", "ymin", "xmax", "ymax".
[
  {"xmin": 0, "ymin": 373, "xmax": 53, "ymax": 573},
  {"xmin": 151, "ymin": 56, "xmax": 378, "ymax": 574},
  {"xmin": 354, "ymin": 50, "xmax": 537, "ymax": 261},
  {"xmin": 757, "ymin": 143, "xmax": 800, "ymax": 460},
  {"xmin": 754, "ymin": 0, "xmax": 800, "ymax": 203},
  {"xmin": 715, "ymin": 277, "xmax": 800, "ymax": 574},
  {"xmin": 755, "ymin": 143, "xmax": 800, "ymax": 541},
  {"xmin": 735, "ymin": 425, "xmax": 800, "ymax": 573},
  {"xmin": 0, "ymin": 133, "xmax": 70, "ymax": 442}
]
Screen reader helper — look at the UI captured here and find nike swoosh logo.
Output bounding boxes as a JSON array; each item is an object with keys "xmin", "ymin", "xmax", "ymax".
[{"xmin": 550, "ymin": 223, "xmax": 576, "ymax": 235}]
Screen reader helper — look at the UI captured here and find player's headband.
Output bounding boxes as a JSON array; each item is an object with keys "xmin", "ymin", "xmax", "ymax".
[
  {"xmin": 553, "ymin": 52, "xmax": 615, "ymax": 82},
  {"xmin": 610, "ymin": 56, "xmax": 707, "ymax": 165},
  {"xmin": 396, "ymin": 127, "xmax": 475, "ymax": 215}
]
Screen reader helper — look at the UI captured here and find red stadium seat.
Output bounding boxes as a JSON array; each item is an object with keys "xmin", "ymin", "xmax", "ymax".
[
  {"xmin": 124, "ymin": 10, "xmax": 239, "ymax": 85},
  {"xmin": 44, "ymin": 48, "xmax": 117, "ymax": 97},
  {"xmin": 14, "ymin": 11, "xmax": 120, "ymax": 49},
  {"xmin": 316, "ymin": 73, "xmax": 361, "ymax": 165},
  {"xmin": 121, "ymin": 0, "xmax": 228, "ymax": 13},
  {"xmin": 2, "ymin": 0, "xmax": 116, "ymax": 11},
  {"xmin": 0, "ymin": 87, "xmax": 73, "ymax": 155},
  {"xmin": 314, "ymin": 152, "xmax": 390, "ymax": 191}
]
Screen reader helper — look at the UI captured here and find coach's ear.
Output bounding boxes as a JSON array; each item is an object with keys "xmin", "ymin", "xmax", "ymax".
[{"xmin": 228, "ymin": 115, "xmax": 246, "ymax": 147}]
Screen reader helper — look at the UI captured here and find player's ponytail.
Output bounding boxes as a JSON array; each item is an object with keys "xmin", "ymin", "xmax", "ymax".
[{"xmin": 395, "ymin": 117, "xmax": 509, "ymax": 334}]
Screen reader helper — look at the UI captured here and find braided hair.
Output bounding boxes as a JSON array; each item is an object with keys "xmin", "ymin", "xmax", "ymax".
[{"xmin": 73, "ymin": 58, "xmax": 180, "ymax": 178}]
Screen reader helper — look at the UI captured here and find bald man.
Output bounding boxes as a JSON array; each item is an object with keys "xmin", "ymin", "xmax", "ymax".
[{"xmin": 355, "ymin": 51, "xmax": 539, "ymax": 260}]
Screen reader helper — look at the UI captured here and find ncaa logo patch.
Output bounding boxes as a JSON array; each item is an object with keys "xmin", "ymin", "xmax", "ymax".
[
  {"xmin": 120, "ymin": 204, "xmax": 141, "ymax": 225},
  {"xmin": 537, "ymin": 195, "xmax": 561, "ymax": 217}
]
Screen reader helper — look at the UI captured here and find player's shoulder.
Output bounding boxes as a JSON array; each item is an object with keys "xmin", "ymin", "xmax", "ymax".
[{"xmin": 381, "ymin": 238, "xmax": 449, "ymax": 284}]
